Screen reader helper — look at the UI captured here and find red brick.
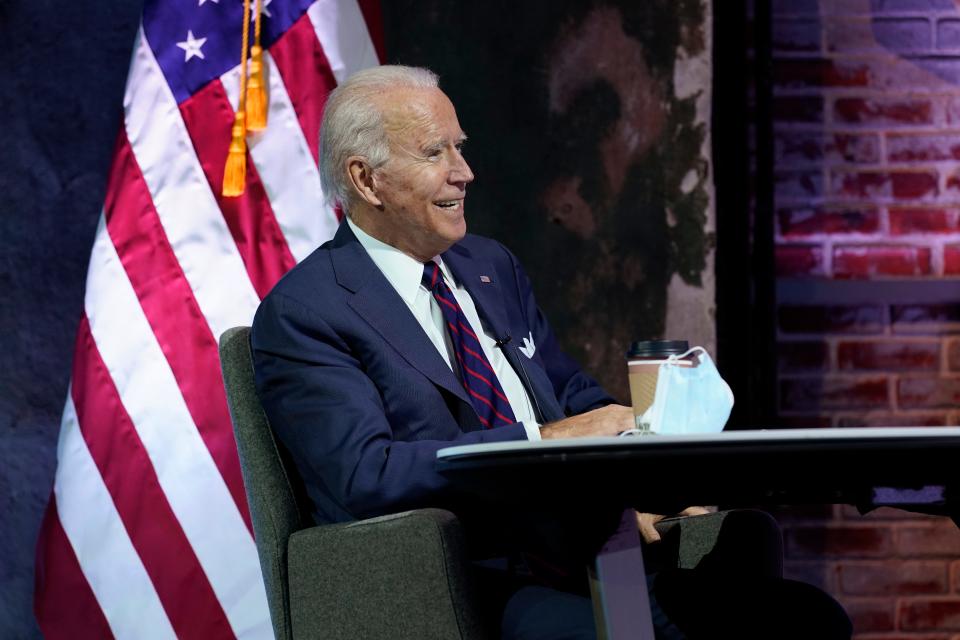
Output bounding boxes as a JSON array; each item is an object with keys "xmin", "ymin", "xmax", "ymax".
[
  {"xmin": 778, "ymin": 207, "xmax": 880, "ymax": 236},
  {"xmin": 776, "ymin": 244, "xmax": 825, "ymax": 276},
  {"xmin": 945, "ymin": 245, "xmax": 960, "ymax": 275},
  {"xmin": 947, "ymin": 174, "xmax": 960, "ymax": 196},
  {"xmin": 778, "ymin": 304, "xmax": 885, "ymax": 334},
  {"xmin": 828, "ymin": 133, "xmax": 881, "ymax": 163},
  {"xmin": 898, "ymin": 378, "xmax": 960, "ymax": 409},
  {"xmin": 834, "ymin": 97, "xmax": 934, "ymax": 125},
  {"xmin": 774, "ymin": 58, "xmax": 871, "ymax": 88},
  {"xmin": 780, "ymin": 376, "xmax": 890, "ymax": 411},
  {"xmin": 837, "ymin": 340, "xmax": 940, "ymax": 371},
  {"xmin": 842, "ymin": 597, "xmax": 896, "ymax": 632},
  {"xmin": 893, "ymin": 304, "xmax": 960, "ymax": 334},
  {"xmin": 835, "ymin": 413, "xmax": 949, "ymax": 427},
  {"xmin": 833, "ymin": 245, "xmax": 932, "ymax": 278},
  {"xmin": 773, "ymin": 96, "xmax": 824, "ymax": 124},
  {"xmin": 778, "ymin": 340, "xmax": 830, "ymax": 371},
  {"xmin": 893, "ymin": 172, "xmax": 941, "ymax": 199},
  {"xmin": 900, "ymin": 598, "xmax": 960, "ymax": 631},
  {"xmin": 775, "ymin": 169, "xmax": 824, "ymax": 198},
  {"xmin": 949, "ymin": 340, "xmax": 960, "ymax": 372},
  {"xmin": 840, "ymin": 505, "xmax": 941, "ymax": 521},
  {"xmin": 888, "ymin": 134, "xmax": 960, "ymax": 163},
  {"xmin": 890, "ymin": 208, "xmax": 959, "ymax": 235},
  {"xmin": 949, "ymin": 560, "xmax": 960, "ymax": 593},
  {"xmin": 874, "ymin": 17, "xmax": 933, "ymax": 50},
  {"xmin": 939, "ymin": 18, "xmax": 960, "ymax": 50},
  {"xmin": 824, "ymin": 17, "xmax": 878, "ymax": 53},
  {"xmin": 840, "ymin": 561, "xmax": 947, "ymax": 596},
  {"xmin": 832, "ymin": 170, "xmax": 939, "ymax": 200},
  {"xmin": 834, "ymin": 170, "xmax": 892, "ymax": 198},
  {"xmin": 945, "ymin": 96, "xmax": 960, "ymax": 125},
  {"xmin": 775, "ymin": 131, "xmax": 823, "ymax": 166},
  {"xmin": 899, "ymin": 523, "xmax": 960, "ymax": 557},
  {"xmin": 826, "ymin": 15, "xmax": 929, "ymax": 51},
  {"xmin": 786, "ymin": 524, "xmax": 894, "ymax": 558}
]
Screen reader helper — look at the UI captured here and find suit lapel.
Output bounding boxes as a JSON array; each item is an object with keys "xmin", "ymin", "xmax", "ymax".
[
  {"xmin": 444, "ymin": 244, "xmax": 565, "ymax": 423},
  {"xmin": 443, "ymin": 244, "xmax": 510, "ymax": 341},
  {"xmin": 331, "ymin": 224, "xmax": 471, "ymax": 407}
]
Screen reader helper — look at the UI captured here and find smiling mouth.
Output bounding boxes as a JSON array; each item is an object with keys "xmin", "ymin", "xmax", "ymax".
[{"xmin": 434, "ymin": 199, "xmax": 463, "ymax": 210}]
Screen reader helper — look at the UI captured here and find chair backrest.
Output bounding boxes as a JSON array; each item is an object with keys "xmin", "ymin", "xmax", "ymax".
[{"xmin": 219, "ymin": 326, "xmax": 309, "ymax": 640}]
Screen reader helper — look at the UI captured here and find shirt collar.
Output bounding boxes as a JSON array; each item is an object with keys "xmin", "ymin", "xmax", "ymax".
[{"xmin": 347, "ymin": 217, "xmax": 455, "ymax": 306}]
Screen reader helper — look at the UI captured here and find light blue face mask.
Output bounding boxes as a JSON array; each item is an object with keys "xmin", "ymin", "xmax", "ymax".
[{"xmin": 642, "ymin": 347, "xmax": 734, "ymax": 435}]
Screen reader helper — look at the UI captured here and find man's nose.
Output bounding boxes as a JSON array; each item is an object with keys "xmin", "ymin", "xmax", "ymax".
[{"xmin": 449, "ymin": 151, "xmax": 474, "ymax": 186}]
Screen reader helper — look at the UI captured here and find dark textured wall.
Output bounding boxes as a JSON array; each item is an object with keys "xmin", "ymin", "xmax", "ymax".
[
  {"xmin": 0, "ymin": 1, "xmax": 710, "ymax": 636},
  {"xmin": 383, "ymin": 0, "xmax": 712, "ymax": 402},
  {"xmin": 1, "ymin": 1, "xmax": 143, "ymax": 636}
]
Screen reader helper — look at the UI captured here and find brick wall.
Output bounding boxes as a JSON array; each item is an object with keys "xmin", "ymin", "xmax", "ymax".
[{"xmin": 771, "ymin": 0, "xmax": 960, "ymax": 635}]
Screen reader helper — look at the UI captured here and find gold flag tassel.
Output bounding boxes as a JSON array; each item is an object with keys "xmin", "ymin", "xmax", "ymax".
[
  {"xmin": 223, "ymin": 0, "xmax": 254, "ymax": 197},
  {"xmin": 245, "ymin": 0, "xmax": 268, "ymax": 131}
]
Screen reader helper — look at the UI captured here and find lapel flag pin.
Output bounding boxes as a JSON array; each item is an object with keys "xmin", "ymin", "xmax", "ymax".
[{"xmin": 480, "ymin": 275, "xmax": 491, "ymax": 283}]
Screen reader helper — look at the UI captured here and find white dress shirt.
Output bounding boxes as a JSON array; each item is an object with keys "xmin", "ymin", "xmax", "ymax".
[{"xmin": 348, "ymin": 218, "xmax": 541, "ymax": 440}]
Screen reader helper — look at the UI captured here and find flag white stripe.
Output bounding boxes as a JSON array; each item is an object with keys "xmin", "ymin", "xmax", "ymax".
[
  {"xmin": 220, "ymin": 51, "xmax": 338, "ymax": 263},
  {"xmin": 55, "ymin": 389, "xmax": 176, "ymax": 640},
  {"xmin": 85, "ymin": 217, "xmax": 271, "ymax": 638},
  {"xmin": 308, "ymin": 0, "xmax": 379, "ymax": 84},
  {"xmin": 125, "ymin": 26, "xmax": 261, "ymax": 341}
]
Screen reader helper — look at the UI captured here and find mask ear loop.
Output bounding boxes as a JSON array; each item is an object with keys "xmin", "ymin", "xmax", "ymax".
[{"xmin": 665, "ymin": 346, "xmax": 706, "ymax": 366}]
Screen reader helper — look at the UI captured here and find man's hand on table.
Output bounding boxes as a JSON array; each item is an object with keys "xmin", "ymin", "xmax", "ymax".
[
  {"xmin": 539, "ymin": 404, "xmax": 634, "ymax": 440},
  {"xmin": 636, "ymin": 507, "xmax": 712, "ymax": 544}
]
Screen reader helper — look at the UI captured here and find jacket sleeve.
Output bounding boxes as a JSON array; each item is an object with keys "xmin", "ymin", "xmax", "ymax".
[{"xmin": 251, "ymin": 290, "xmax": 528, "ymax": 521}]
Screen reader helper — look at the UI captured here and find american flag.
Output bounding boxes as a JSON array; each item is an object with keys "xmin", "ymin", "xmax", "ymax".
[{"xmin": 33, "ymin": 1, "xmax": 381, "ymax": 637}]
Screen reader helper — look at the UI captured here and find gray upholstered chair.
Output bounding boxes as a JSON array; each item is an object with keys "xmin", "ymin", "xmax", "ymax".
[
  {"xmin": 218, "ymin": 326, "xmax": 487, "ymax": 640},
  {"xmin": 218, "ymin": 326, "xmax": 783, "ymax": 639}
]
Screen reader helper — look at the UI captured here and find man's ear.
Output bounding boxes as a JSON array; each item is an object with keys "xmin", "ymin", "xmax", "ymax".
[{"xmin": 346, "ymin": 157, "xmax": 382, "ymax": 208}]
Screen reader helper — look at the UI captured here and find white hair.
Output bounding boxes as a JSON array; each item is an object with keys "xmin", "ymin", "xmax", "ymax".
[{"xmin": 319, "ymin": 65, "xmax": 440, "ymax": 214}]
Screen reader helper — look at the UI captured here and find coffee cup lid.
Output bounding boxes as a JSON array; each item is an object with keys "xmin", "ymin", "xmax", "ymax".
[{"xmin": 626, "ymin": 339, "xmax": 690, "ymax": 359}]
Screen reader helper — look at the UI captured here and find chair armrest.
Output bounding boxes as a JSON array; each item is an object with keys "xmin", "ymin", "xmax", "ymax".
[
  {"xmin": 287, "ymin": 508, "xmax": 488, "ymax": 640},
  {"xmin": 652, "ymin": 508, "xmax": 783, "ymax": 578}
]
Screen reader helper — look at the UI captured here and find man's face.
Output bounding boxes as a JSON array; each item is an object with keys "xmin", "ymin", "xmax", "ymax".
[{"xmin": 370, "ymin": 87, "xmax": 474, "ymax": 261}]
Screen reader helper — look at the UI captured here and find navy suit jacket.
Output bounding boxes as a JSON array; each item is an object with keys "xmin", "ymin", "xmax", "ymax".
[{"xmin": 252, "ymin": 222, "xmax": 614, "ymax": 525}]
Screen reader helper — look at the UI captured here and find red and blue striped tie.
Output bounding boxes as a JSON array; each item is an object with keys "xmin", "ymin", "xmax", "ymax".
[{"xmin": 423, "ymin": 261, "xmax": 516, "ymax": 428}]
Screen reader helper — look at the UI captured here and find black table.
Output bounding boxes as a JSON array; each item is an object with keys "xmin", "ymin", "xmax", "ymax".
[
  {"xmin": 436, "ymin": 427, "xmax": 960, "ymax": 638},
  {"xmin": 438, "ymin": 427, "xmax": 960, "ymax": 514}
]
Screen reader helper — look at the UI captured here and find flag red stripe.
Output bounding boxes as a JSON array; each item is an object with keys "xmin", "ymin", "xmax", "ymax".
[
  {"xmin": 269, "ymin": 12, "xmax": 337, "ymax": 166},
  {"xmin": 71, "ymin": 315, "xmax": 234, "ymax": 639},
  {"xmin": 180, "ymin": 80, "xmax": 296, "ymax": 298},
  {"xmin": 356, "ymin": 0, "xmax": 386, "ymax": 63},
  {"xmin": 34, "ymin": 497, "xmax": 115, "ymax": 640},
  {"xmin": 103, "ymin": 130, "xmax": 253, "ymax": 534}
]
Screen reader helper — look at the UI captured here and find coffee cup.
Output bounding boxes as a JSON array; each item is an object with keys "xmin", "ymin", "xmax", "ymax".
[{"xmin": 626, "ymin": 340, "xmax": 693, "ymax": 433}]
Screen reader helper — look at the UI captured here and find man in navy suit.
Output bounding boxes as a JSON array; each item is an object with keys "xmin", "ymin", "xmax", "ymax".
[
  {"xmin": 252, "ymin": 65, "xmax": 635, "ymax": 526},
  {"xmin": 252, "ymin": 65, "xmax": 850, "ymax": 639}
]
